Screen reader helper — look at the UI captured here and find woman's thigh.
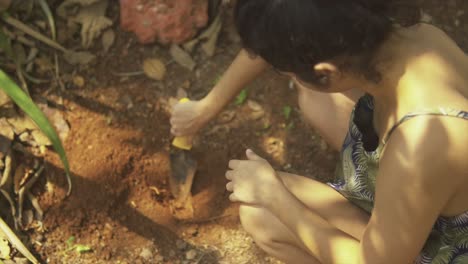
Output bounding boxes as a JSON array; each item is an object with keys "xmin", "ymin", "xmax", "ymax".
[
  {"xmin": 240, "ymin": 172, "xmax": 370, "ymax": 252},
  {"xmin": 297, "ymin": 84, "xmax": 363, "ymax": 151}
]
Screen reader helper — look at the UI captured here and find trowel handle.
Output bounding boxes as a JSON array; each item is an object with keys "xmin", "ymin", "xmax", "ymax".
[{"xmin": 172, "ymin": 98, "xmax": 193, "ymax": 150}]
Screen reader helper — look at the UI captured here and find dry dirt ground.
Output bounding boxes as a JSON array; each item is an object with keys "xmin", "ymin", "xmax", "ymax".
[{"xmin": 3, "ymin": 1, "xmax": 468, "ymax": 263}]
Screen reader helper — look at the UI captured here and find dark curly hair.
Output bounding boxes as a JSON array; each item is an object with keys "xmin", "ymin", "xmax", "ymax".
[{"xmin": 234, "ymin": 0, "xmax": 420, "ymax": 85}]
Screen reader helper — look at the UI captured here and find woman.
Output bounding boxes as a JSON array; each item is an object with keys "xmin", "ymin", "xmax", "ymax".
[{"xmin": 170, "ymin": 0, "xmax": 468, "ymax": 263}]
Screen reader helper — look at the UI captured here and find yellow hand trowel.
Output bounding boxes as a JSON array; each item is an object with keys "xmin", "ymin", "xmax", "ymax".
[{"xmin": 169, "ymin": 98, "xmax": 198, "ymax": 219}]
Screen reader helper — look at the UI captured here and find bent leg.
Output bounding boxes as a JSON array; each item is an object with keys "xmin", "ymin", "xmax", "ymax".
[
  {"xmin": 297, "ymin": 84, "xmax": 363, "ymax": 151},
  {"xmin": 239, "ymin": 172, "xmax": 370, "ymax": 263}
]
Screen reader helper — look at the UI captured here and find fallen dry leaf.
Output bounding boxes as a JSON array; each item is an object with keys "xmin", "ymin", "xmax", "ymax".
[
  {"xmin": 57, "ymin": 0, "xmax": 112, "ymax": 48},
  {"xmin": 101, "ymin": 29, "xmax": 115, "ymax": 52},
  {"xmin": 63, "ymin": 51, "xmax": 96, "ymax": 65},
  {"xmin": 217, "ymin": 110, "xmax": 236, "ymax": 124},
  {"xmin": 170, "ymin": 44, "xmax": 196, "ymax": 71},
  {"xmin": 143, "ymin": 58, "xmax": 166, "ymax": 81},
  {"xmin": 72, "ymin": 75, "xmax": 85, "ymax": 87}
]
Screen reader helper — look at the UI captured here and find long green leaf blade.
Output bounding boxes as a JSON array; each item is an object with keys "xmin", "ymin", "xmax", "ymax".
[
  {"xmin": 0, "ymin": 217, "xmax": 39, "ymax": 264},
  {"xmin": 0, "ymin": 70, "xmax": 71, "ymax": 195}
]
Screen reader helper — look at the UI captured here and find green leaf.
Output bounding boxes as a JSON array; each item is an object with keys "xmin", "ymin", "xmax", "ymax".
[
  {"xmin": 75, "ymin": 244, "xmax": 92, "ymax": 254},
  {"xmin": 282, "ymin": 106, "xmax": 292, "ymax": 120},
  {"xmin": 235, "ymin": 89, "xmax": 247, "ymax": 105},
  {"xmin": 0, "ymin": 70, "xmax": 72, "ymax": 195},
  {"xmin": 36, "ymin": 0, "xmax": 56, "ymax": 40},
  {"xmin": 66, "ymin": 236, "xmax": 75, "ymax": 248}
]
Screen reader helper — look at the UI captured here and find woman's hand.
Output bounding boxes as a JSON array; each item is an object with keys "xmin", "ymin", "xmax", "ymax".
[
  {"xmin": 226, "ymin": 149, "xmax": 285, "ymax": 208},
  {"xmin": 170, "ymin": 99, "xmax": 212, "ymax": 137}
]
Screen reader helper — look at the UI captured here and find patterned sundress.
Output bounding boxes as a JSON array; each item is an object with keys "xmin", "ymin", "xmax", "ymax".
[{"xmin": 328, "ymin": 94, "xmax": 468, "ymax": 264}]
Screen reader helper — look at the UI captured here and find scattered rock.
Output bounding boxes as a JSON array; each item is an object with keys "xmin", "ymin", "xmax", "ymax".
[
  {"xmin": 72, "ymin": 75, "xmax": 86, "ymax": 88},
  {"xmin": 263, "ymin": 137, "xmax": 285, "ymax": 164},
  {"xmin": 120, "ymin": 0, "xmax": 209, "ymax": 44},
  {"xmin": 185, "ymin": 249, "xmax": 197, "ymax": 260},
  {"xmin": 139, "ymin": 247, "xmax": 153, "ymax": 261},
  {"xmin": 170, "ymin": 44, "xmax": 196, "ymax": 71},
  {"xmin": 142, "ymin": 58, "xmax": 167, "ymax": 81}
]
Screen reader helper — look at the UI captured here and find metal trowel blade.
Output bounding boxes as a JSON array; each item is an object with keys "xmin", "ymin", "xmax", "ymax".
[{"xmin": 169, "ymin": 149, "xmax": 197, "ymax": 204}]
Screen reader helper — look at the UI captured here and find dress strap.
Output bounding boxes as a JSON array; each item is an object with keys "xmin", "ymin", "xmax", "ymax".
[{"xmin": 382, "ymin": 108, "xmax": 468, "ymax": 145}]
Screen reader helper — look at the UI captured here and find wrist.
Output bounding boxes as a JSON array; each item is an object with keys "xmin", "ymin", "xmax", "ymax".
[
  {"xmin": 264, "ymin": 174, "xmax": 289, "ymax": 211},
  {"xmin": 200, "ymin": 94, "xmax": 223, "ymax": 120}
]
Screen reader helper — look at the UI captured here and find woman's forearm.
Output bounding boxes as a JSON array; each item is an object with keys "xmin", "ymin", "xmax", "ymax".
[
  {"xmin": 201, "ymin": 49, "xmax": 269, "ymax": 117},
  {"xmin": 270, "ymin": 186, "xmax": 362, "ymax": 264}
]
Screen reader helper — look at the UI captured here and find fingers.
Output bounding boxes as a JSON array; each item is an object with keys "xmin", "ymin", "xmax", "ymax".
[
  {"xmin": 226, "ymin": 181, "xmax": 233, "ymax": 192},
  {"xmin": 170, "ymin": 120, "xmax": 191, "ymax": 136},
  {"xmin": 246, "ymin": 149, "xmax": 264, "ymax": 161},
  {"xmin": 171, "ymin": 127, "xmax": 183, "ymax": 137},
  {"xmin": 228, "ymin": 160, "xmax": 241, "ymax": 169},
  {"xmin": 229, "ymin": 193, "xmax": 239, "ymax": 202},
  {"xmin": 225, "ymin": 170, "xmax": 233, "ymax": 180}
]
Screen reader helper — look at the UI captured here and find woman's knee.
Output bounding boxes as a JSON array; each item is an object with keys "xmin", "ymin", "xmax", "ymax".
[
  {"xmin": 296, "ymin": 86, "xmax": 361, "ymax": 151},
  {"xmin": 239, "ymin": 205, "xmax": 313, "ymax": 259}
]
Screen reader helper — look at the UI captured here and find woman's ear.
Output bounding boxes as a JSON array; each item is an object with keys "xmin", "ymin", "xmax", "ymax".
[{"xmin": 313, "ymin": 62, "xmax": 341, "ymax": 85}]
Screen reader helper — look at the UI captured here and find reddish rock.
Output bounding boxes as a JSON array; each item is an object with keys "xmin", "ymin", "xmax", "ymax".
[{"xmin": 120, "ymin": 0, "xmax": 209, "ymax": 44}]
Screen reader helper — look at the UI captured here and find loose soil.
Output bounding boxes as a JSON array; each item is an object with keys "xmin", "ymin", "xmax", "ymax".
[{"xmin": 5, "ymin": 1, "xmax": 468, "ymax": 263}]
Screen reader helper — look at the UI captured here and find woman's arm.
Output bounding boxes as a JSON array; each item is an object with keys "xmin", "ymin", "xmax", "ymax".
[
  {"xmin": 170, "ymin": 49, "xmax": 269, "ymax": 136},
  {"xmin": 201, "ymin": 49, "xmax": 269, "ymax": 116},
  {"xmin": 268, "ymin": 117, "xmax": 464, "ymax": 263}
]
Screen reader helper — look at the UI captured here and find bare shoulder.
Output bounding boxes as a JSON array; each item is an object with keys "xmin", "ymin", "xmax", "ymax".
[{"xmin": 383, "ymin": 114, "xmax": 468, "ymax": 184}]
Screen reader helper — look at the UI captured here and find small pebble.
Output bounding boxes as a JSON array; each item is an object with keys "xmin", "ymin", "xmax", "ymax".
[
  {"xmin": 185, "ymin": 249, "xmax": 197, "ymax": 260},
  {"xmin": 139, "ymin": 248, "xmax": 153, "ymax": 261}
]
